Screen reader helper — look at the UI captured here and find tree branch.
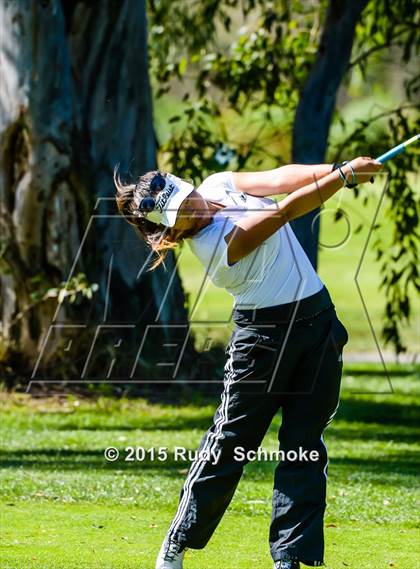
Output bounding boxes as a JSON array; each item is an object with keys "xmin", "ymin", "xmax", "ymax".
[{"xmin": 348, "ymin": 28, "xmax": 410, "ymax": 69}]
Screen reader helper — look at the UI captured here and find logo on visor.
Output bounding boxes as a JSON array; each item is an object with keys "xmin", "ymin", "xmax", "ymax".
[{"xmin": 155, "ymin": 183, "xmax": 176, "ymax": 213}]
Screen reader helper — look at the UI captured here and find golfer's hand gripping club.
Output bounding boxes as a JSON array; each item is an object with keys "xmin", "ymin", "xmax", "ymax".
[{"xmin": 340, "ymin": 157, "xmax": 383, "ymax": 187}]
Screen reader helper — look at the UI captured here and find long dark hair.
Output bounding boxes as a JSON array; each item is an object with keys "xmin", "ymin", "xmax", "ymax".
[{"xmin": 113, "ymin": 165, "xmax": 196, "ymax": 271}]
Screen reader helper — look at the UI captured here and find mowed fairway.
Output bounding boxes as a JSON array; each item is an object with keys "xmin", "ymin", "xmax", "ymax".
[
  {"xmin": 177, "ymin": 179, "xmax": 419, "ymax": 354},
  {"xmin": 1, "ymin": 370, "xmax": 419, "ymax": 569}
]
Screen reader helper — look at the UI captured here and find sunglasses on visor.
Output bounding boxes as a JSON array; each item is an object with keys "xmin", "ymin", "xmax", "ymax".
[{"xmin": 137, "ymin": 173, "xmax": 166, "ymax": 213}]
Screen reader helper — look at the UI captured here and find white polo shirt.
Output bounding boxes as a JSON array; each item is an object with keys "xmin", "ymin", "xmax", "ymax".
[{"xmin": 186, "ymin": 171, "xmax": 324, "ymax": 309}]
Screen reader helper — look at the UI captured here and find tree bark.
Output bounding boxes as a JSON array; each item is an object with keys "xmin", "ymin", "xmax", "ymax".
[
  {"xmin": 0, "ymin": 0, "xmax": 192, "ymax": 385},
  {"xmin": 290, "ymin": 0, "xmax": 369, "ymax": 268}
]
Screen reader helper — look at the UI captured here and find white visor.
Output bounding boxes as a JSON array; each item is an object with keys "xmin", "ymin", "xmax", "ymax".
[{"xmin": 144, "ymin": 173, "xmax": 194, "ymax": 227}]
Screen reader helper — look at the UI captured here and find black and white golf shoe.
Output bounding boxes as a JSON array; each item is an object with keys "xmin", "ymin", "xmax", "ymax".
[
  {"xmin": 274, "ymin": 559, "xmax": 301, "ymax": 569},
  {"xmin": 155, "ymin": 537, "xmax": 186, "ymax": 569}
]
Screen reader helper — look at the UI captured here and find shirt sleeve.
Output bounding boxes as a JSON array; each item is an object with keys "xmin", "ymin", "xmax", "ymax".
[
  {"xmin": 189, "ymin": 216, "xmax": 241, "ymax": 289},
  {"xmin": 197, "ymin": 171, "xmax": 238, "ymax": 196}
]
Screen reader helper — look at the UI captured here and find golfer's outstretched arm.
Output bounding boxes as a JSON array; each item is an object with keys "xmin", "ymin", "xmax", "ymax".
[
  {"xmin": 226, "ymin": 157, "xmax": 383, "ymax": 265},
  {"xmin": 232, "ymin": 163, "xmax": 333, "ymax": 196}
]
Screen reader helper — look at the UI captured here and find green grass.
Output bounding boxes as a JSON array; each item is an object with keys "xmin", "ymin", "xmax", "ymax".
[
  {"xmin": 177, "ymin": 180, "xmax": 419, "ymax": 353},
  {"xmin": 1, "ymin": 368, "xmax": 419, "ymax": 568}
]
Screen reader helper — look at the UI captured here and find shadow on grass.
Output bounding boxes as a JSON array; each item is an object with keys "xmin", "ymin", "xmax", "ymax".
[
  {"xmin": 327, "ymin": 425, "xmax": 419, "ymax": 444},
  {"xmin": 30, "ymin": 394, "xmax": 419, "ymax": 436},
  {"xmin": 335, "ymin": 398, "xmax": 420, "ymax": 428}
]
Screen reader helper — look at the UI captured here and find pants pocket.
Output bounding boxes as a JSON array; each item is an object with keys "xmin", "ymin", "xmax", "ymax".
[
  {"xmin": 229, "ymin": 326, "xmax": 261, "ymax": 358},
  {"xmin": 227, "ymin": 328, "xmax": 289, "ymax": 393},
  {"xmin": 226, "ymin": 327, "xmax": 271, "ymax": 388}
]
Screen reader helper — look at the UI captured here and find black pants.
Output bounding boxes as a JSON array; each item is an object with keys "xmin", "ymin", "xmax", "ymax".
[{"xmin": 166, "ymin": 286, "xmax": 348, "ymax": 566}]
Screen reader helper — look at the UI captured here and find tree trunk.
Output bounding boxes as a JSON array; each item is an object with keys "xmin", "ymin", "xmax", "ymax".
[
  {"xmin": 290, "ymin": 0, "xmax": 369, "ymax": 268},
  {"xmin": 0, "ymin": 0, "xmax": 192, "ymax": 386}
]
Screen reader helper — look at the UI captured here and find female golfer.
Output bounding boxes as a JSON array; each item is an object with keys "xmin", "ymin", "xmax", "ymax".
[{"xmin": 114, "ymin": 157, "xmax": 382, "ymax": 569}]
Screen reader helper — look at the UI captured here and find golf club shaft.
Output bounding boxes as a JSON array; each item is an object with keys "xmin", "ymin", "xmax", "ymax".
[{"xmin": 375, "ymin": 133, "xmax": 420, "ymax": 163}]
